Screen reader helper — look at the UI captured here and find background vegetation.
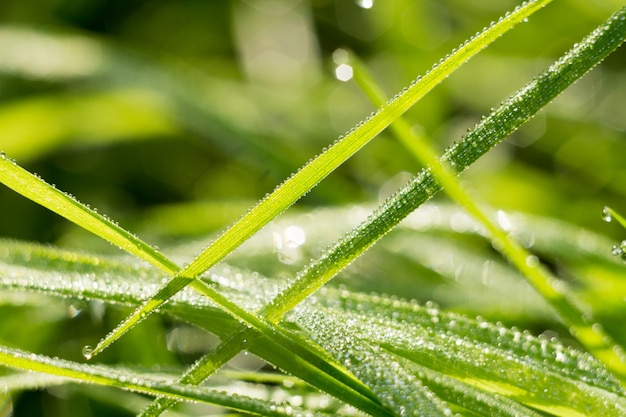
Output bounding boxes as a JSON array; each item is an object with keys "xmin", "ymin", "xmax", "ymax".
[{"xmin": 0, "ymin": 0, "xmax": 624, "ymax": 416}]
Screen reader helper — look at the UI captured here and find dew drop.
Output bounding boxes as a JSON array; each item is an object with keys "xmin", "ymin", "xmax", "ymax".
[
  {"xmin": 525, "ymin": 255, "xmax": 540, "ymax": 268},
  {"xmin": 611, "ymin": 245, "xmax": 623, "ymax": 257},
  {"xmin": 356, "ymin": 0, "xmax": 374, "ymax": 9},
  {"xmin": 611, "ymin": 242, "xmax": 626, "ymax": 260},
  {"xmin": 0, "ymin": 151, "xmax": 5, "ymax": 159},
  {"xmin": 82, "ymin": 345, "xmax": 94, "ymax": 360},
  {"xmin": 602, "ymin": 206, "xmax": 612, "ymax": 222}
]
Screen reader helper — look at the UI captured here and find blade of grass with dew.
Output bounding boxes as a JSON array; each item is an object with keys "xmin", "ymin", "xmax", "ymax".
[
  {"xmin": 603, "ymin": 206, "xmax": 626, "ymax": 261},
  {"xmin": 0, "ymin": 152, "xmax": 363, "ymax": 389},
  {"xmin": 0, "ymin": 239, "xmax": 391, "ymax": 417},
  {"xmin": 172, "ymin": 281, "xmax": 393, "ymax": 417},
  {"xmin": 91, "ymin": 0, "xmax": 554, "ymax": 360},
  {"xmin": 293, "ymin": 293, "xmax": 626, "ymax": 416},
  {"xmin": 260, "ymin": 5, "xmax": 626, "ymax": 324},
  {"xmin": 604, "ymin": 206, "xmax": 626, "ymax": 229},
  {"xmin": 265, "ymin": 2, "xmax": 626, "ymax": 321},
  {"xmin": 0, "ymin": 153, "xmax": 178, "ymax": 275},
  {"xmin": 0, "ymin": 345, "xmax": 334, "ymax": 417},
  {"xmin": 140, "ymin": 6, "xmax": 626, "ymax": 416},
  {"xmin": 2, "ymin": 239, "xmax": 624, "ymax": 415},
  {"xmin": 151, "ymin": 272, "xmax": 626, "ymax": 415},
  {"xmin": 0, "ymin": 152, "xmax": 383, "ymax": 405},
  {"xmin": 350, "ymin": 47, "xmax": 626, "ymax": 379}
]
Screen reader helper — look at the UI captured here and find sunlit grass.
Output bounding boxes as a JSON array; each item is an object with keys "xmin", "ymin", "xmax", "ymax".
[{"xmin": 0, "ymin": 2, "xmax": 624, "ymax": 417}]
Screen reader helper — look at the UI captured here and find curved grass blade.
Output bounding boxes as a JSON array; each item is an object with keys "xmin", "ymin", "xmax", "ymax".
[
  {"xmin": 0, "ymin": 345, "xmax": 332, "ymax": 417},
  {"xmin": 91, "ymin": 0, "xmax": 554, "ymax": 361},
  {"xmin": 0, "ymin": 240, "xmax": 391, "ymax": 417},
  {"xmin": 293, "ymin": 292, "xmax": 626, "ymax": 416},
  {"xmin": 0, "ymin": 152, "xmax": 379, "ymax": 408},
  {"xmin": 604, "ymin": 206, "xmax": 626, "ymax": 229},
  {"xmin": 413, "ymin": 367, "xmax": 544, "ymax": 417},
  {"xmin": 262, "ymin": 5, "xmax": 626, "ymax": 328},
  {"xmin": 0, "ymin": 154, "xmax": 178, "ymax": 276},
  {"xmin": 2, "ymin": 239, "xmax": 624, "ymax": 415},
  {"xmin": 351, "ymin": 42, "xmax": 626, "ymax": 380},
  {"xmin": 141, "ymin": 4, "xmax": 626, "ymax": 416}
]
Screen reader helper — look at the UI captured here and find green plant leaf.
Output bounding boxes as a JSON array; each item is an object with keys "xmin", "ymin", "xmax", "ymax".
[
  {"xmin": 0, "ymin": 344, "xmax": 335, "ymax": 417},
  {"xmin": 293, "ymin": 292, "xmax": 626, "ymax": 416},
  {"xmin": 350, "ymin": 29, "xmax": 624, "ymax": 379},
  {"xmin": 0, "ymin": 2, "xmax": 624, "ymax": 417},
  {"xmin": 0, "ymin": 155, "xmax": 179, "ymax": 276},
  {"xmin": 0, "ymin": 239, "xmax": 390, "ymax": 416},
  {"xmin": 0, "ymin": 240, "xmax": 624, "ymax": 415},
  {"xmin": 134, "ymin": 6, "xmax": 626, "ymax": 415},
  {"xmin": 89, "ymin": 0, "xmax": 554, "ymax": 362}
]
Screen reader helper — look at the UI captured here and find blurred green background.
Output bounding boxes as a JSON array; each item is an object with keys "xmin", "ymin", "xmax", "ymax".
[{"xmin": 0, "ymin": 0, "xmax": 624, "ymax": 416}]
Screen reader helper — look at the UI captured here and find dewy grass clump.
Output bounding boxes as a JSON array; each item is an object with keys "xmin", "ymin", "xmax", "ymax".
[{"xmin": 0, "ymin": 1, "xmax": 624, "ymax": 416}]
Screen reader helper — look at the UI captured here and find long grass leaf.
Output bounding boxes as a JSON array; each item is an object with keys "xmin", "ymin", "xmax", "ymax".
[
  {"xmin": 1, "ymin": 239, "xmax": 624, "ymax": 415},
  {"xmin": 0, "ymin": 155, "xmax": 382, "ymax": 410},
  {"xmin": 92, "ymin": 0, "xmax": 554, "ymax": 362},
  {"xmin": 262, "ymin": 5, "xmax": 626, "ymax": 329},
  {"xmin": 0, "ymin": 154, "xmax": 178, "ymax": 275},
  {"xmin": 0, "ymin": 240, "xmax": 390, "ymax": 417},
  {"xmin": 294, "ymin": 296, "xmax": 626, "ymax": 416},
  {"xmin": 141, "ymin": 4, "xmax": 626, "ymax": 415},
  {"xmin": 0, "ymin": 345, "xmax": 332, "ymax": 417},
  {"xmin": 351, "ymin": 37, "xmax": 626, "ymax": 378}
]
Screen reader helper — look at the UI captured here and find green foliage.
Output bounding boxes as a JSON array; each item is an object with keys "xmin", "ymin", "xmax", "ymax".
[{"xmin": 0, "ymin": 1, "xmax": 624, "ymax": 416}]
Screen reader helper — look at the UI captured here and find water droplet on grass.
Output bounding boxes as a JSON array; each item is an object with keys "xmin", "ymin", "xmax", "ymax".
[
  {"xmin": 611, "ymin": 241, "xmax": 626, "ymax": 260},
  {"xmin": 525, "ymin": 255, "xmax": 539, "ymax": 268},
  {"xmin": 82, "ymin": 345, "xmax": 94, "ymax": 360},
  {"xmin": 602, "ymin": 206, "xmax": 612, "ymax": 222}
]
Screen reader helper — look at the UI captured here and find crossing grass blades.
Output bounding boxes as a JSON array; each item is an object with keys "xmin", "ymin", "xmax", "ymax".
[{"xmin": 0, "ymin": 1, "xmax": 625, "ymax": 416}]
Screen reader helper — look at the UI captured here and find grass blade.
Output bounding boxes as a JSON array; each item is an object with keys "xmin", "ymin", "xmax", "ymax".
[
  {"xmin": 0, "ymin": 345, "xmax": 332, "ymax": 417},
  {"xmin": 350, "ymin": 33, "xmax": 626, "ymax": 379},
  {"xmin": 260, "ymin": 6, "xmax": 626, "ymax": 327},
  {"xmin": 0, "ymin": 154, "xmax": 178, "ymax": 275},
  {"xmin": 91, "ymin": 0, "xmax": 554, "ymax": 361},
  {"xmin": 2, "ymin": 237, "xmax": 624, "ymax": 415},
  {"xmin": 295, "ymin": 292, "xmax": 626, "ymax": 416},
  {"xmin": 0, "ymin": 240, "xmax": 391, "ymax": 417},
  {"xmin": 604, "ymin": 206, "xmax": 626, "ymax": 229}
]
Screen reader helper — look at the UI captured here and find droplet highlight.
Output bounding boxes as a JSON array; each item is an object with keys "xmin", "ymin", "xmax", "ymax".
[
  {"xmin": 602, "ymin": 206, "xmax": 612, "ymax": 222},
  {"xmin": 82, "ymin": 345, "xmax": 94, "ymax": 360},
  {"xmin": 335, "ymin": 63, "xmax": 353, "ymax": 82}
]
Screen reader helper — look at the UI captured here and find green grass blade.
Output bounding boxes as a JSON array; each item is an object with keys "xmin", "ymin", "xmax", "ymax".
[
  {"xmin": 603, "ymin": 206, "xmax": 626, "ymax": 261},
  {"xmin": 91, "ymin": 0, "xmax": 554, "ymax": 360},
  {"xmin": 262, "ymin": 4, "xmax": 626, "ymax": 353},
  {"xmin": 0, "ymin": 345, "xmax": 331, "ymax": 417},
  {"xmin": 0, "ymin": 153, "xmax": 381, "ymax": 407},
  {"xmin": 351, "ymin": 39, "xmax": 626, "ymax": 380},
  {"xmin": 0, "ymin": 154, "xmax": 178, "ymax": 275},
  {"xmin": 0, "ymin": 240, "xmax": 390, "ymax": 417},
  {"xmin": 2, "ymin": 238, "xmax": 624, "ymax": 415},
  {"xmin": 294, "ymin": 293, "xmax": 626, "ymax": 416},
  {"xmin": 604, "ymin": 206, "xmax": 626, "ymax": 229}
]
